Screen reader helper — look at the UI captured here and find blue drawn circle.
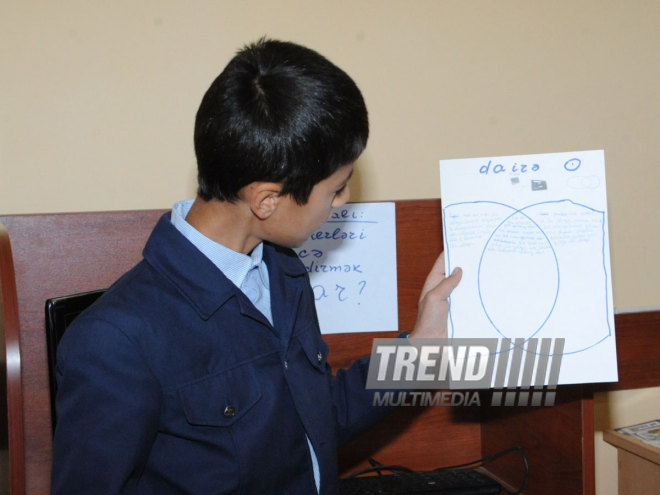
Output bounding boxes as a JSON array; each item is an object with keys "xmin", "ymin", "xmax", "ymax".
[
  {"xmin": 564, "ymin": 158, "xmax": 581, "ymax": 172},
  {"xmin": 477, "ymin": 208, "xmax": 560, "ymax": 342}
]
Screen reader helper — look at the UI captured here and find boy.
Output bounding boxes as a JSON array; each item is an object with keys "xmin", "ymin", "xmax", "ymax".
[{"xmin": 51, "ymin": 38, "xmax": 461, "ymax": 494}]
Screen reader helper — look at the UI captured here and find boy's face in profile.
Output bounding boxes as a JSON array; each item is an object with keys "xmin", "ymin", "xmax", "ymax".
[{"xmin": 266, "ymin": 163, "xmax": 354, "ymax": 249}]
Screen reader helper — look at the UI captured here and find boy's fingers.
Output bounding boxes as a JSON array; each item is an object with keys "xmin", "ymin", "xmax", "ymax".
[
  {"xmin": 422, "ymin": 267, "xmax": 462, "ymax": 307},
  {"xmin": 420, "ymin": 253, "xmax": 447, "ymax": 301},
  {"xmin": 412, "ymin": 266, "xmax": 462, "ymax": 339},
  {"xmin": 440, "ymin": 266, "xmax": 462, "ymax": 297}
]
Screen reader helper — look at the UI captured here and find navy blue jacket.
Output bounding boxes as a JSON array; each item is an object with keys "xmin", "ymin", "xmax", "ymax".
[{"xmin": 51, "ymin": 213, "xmax": 390, "ymax": 494}]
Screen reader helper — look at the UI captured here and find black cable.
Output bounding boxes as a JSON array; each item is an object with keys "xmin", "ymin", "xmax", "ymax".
[
  {"xmin": 342, "ymin": 462, "xmax": 414, "ymax": 478},
  {"xmin": 341, "ymin": 445, "xmax": 529, "ymax": 494}
]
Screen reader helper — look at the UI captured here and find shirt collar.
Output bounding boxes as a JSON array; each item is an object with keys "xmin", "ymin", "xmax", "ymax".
[{"xmin": 170, "ymin": 199, "xmax": 268, "ymax": 289}]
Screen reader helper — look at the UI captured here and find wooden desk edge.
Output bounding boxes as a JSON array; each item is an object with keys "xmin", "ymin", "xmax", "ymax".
[{"xmin": 603, "ymin": 430, "xmax": 660, "ymax": 466}]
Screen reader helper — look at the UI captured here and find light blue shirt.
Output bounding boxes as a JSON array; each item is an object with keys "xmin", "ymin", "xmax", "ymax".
[{"xmin": 170, "ymin": 199, "xmax": 320, "ymax": 493}]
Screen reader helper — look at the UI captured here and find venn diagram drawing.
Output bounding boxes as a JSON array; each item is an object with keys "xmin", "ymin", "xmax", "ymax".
[{"xmin": 443, "ymin": 198, "xmax": 612, "ymax": 356}]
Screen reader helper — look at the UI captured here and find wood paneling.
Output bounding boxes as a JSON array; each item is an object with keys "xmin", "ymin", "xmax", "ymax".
[
  {"xmin": 597, "ymin": 311, "xmax": 660, "ymax": 392},
  {"xmin": 1, "ymin": 222, "xmax": 26, "ymax": 495},
  {"xmin": 1, "ymin": 211, "xmax": 164, "ymax": 495}
]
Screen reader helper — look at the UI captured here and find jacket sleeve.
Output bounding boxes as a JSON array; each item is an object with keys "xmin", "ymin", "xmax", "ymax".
[
  {"xmin": 51, "ymin": 316, "xmax": 161, "ymax": 495},
  {"xmin": 328, "ymin": 347, "xmax": 406, "ymax": 447}
]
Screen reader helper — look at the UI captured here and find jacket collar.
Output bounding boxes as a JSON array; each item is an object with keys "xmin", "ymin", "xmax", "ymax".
[
  {"xmin": 143, "ymin": 213, "xmax": 308, "ymax": 324},
  {"xmin": 263, "ymin": 242, "xmax": 308, "ymax": 343}
]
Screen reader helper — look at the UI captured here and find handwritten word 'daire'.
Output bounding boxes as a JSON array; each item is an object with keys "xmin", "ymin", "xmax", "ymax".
[{"xmin": 480, "ymin": 160, "xmax": 540, "ymax": 175}]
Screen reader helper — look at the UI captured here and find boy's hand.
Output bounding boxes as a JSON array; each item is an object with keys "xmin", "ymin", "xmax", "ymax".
[{"xmin": 409, "ymin": 253, "xmax": 462, "ymax": 339}]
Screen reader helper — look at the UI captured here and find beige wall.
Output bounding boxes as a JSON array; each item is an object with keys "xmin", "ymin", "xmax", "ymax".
[
  {"xmin": 2, "ymin": 0, "xmax": 660, "ymax": 310},
  {"xmin": 2, "ymin": 1, "xmax": 659, "ymax": 492}
]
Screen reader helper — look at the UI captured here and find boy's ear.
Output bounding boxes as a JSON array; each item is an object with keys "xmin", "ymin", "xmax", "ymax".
[{"xmin": 248, "ymin": 182, "xmax": 284, "ymax": 220}]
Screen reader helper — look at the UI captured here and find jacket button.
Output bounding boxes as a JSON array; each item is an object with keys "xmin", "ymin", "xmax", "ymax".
[
  {"xmin": 284, "ymin": 360, "xmax": 289, "ymax": 370},
  {"xmin": 223, "ymin": 405, "xmax": 236, "ymax": 418},
  {"xmin": 317, "ymin": 351, "xmax": 323, "ymax": 362}
]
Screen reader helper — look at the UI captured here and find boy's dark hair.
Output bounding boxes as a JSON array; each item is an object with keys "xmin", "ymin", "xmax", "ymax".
[{"xmin": 194, "ymin": 38, "xmax": 369, "ymax": 204}]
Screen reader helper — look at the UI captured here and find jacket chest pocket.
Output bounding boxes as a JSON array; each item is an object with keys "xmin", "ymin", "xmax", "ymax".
[{"xmin": 178, "ymin": 363, "xmax": 262, "ymax": 427}]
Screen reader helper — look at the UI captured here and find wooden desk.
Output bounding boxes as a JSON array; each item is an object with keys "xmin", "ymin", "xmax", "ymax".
[
  {"xmin": 2, "ymin": 199, "xmax": 659, "ymax": 495},
  {"xmin": 603, "ymin": 429, "xmax": 660, "ymax": 494}
]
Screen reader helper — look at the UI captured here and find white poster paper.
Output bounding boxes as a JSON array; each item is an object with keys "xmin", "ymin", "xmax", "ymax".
[
  {"xmin": 295, "ymin": 202, "xmax": 398, "ymax": 334},
  {"xmin": 440, "ymin": 150, "xmax": 617, "ymax": 385}
]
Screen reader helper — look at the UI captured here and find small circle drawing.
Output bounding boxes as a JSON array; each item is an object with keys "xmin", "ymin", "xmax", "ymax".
[{"xmin": 564, "ymin": 158, "xmax": 581, "ymax": 172}]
